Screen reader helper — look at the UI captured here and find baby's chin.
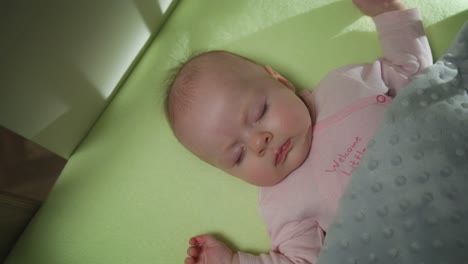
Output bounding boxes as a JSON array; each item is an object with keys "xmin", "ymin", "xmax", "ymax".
[
  {"xmin": 240, "ymin": 170, "xmax": 290, "ymax": 187},
  {"xmin": 260, "ymin": 164, "xmax": 299, "ymax": 187},
  {"xmin": 271, "ymin": 172, "xmax": 291, "ymax": 186},
  {"xmin": 276, "ymin": 161, "xmax": 302, "ymax": 184}
]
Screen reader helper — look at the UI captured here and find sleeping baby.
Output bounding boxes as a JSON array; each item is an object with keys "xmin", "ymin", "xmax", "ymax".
[{"xmin": 165, "ymin": 0, "xmax": 433, "ymax": 263}]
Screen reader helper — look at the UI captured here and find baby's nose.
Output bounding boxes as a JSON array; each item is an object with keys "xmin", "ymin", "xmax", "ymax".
[{"xmin": 249, "ymin": 131, "xmax": 273, "ymax": 157}]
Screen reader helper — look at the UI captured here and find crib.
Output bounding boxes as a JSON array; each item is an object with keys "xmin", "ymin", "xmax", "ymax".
[{"xmin": 3, "ymin": 1, "xmax": 468, "ymax": 263}]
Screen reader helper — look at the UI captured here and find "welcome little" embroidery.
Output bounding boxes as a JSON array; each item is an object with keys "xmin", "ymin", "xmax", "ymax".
[{"xmin": 325, "ymin": 136, "xmax": 366, "ymax": 176}]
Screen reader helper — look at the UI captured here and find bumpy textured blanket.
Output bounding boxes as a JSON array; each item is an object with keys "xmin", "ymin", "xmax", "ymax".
[{"xmin": 317, "ymin": 22, "xmax": 468, "ymax": 264}]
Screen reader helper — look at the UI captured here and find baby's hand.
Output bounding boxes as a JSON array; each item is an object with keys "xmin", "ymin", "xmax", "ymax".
[
  {"xmin": 185, "ymin": 235, "xmax": 238, "ymax": 264},
  {"xmin": 352, "ymin": 0, "xmax": 406, "ymax": 17}
]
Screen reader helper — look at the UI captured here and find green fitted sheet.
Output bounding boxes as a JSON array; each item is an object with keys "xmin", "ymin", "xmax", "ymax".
[{"xmin": 6, "ymin": 1, "xmax": 468, "ymax": 263}]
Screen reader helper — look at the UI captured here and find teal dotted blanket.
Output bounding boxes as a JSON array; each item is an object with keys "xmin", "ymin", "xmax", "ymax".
[{"xmin": 317, "ymin": 22, "xmax": 468, "ymax": 264}]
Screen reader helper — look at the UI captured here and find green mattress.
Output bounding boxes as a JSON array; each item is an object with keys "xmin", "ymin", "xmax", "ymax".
[{"xmin": 6, "ymin": 1, "xmax": 468, "ymax": 263}]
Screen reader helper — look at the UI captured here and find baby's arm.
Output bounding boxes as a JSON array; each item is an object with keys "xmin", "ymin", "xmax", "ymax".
[
  {"xmin": 186, "ymin": 220, "xmax": 324, "ymax": 264},
  {"xmin": 355, "ymin": 0, "xmax": 433, "ymax": 94},
  {"xmin": 238, "ymin": 221, "xmax": 324, "ymax": 264}
]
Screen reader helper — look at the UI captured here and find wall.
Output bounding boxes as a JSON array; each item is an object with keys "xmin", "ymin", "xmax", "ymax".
[{"xmin": 0, "ymin": 0, "xmax": 177, "ymax": 158}]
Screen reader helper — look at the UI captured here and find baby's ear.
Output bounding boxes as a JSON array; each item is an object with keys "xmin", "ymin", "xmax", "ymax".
[{"xmin": 264, "ymin": 65, "xmax": 295, "ymax": 92}]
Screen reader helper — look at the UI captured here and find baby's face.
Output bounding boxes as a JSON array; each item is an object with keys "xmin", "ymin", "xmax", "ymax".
[{"xmin": 175, "ymin": 59, "xmax": 313, "ymax": 187}]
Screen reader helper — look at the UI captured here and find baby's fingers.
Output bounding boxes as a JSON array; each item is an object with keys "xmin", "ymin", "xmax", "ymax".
[
  {"xmin": 191, "ymin": 234, "xmax": 218, "ymax": 246},
  {"xmin": 188, "ymin": 237, "xmax": 198, "ymax": 246},
  {"xmin": 185, "ymin": 256, "xmax": 196, "ymax": 264},
  {"xmin": 187, "ymin": 246, "xmax": 199, "ymax": 257}
]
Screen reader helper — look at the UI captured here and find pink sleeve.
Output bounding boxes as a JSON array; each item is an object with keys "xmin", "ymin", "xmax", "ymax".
[
  {"xmin": 238, "ymin": 220, "xmax": 324, "ymax": 264},
  {"xmin": 373, "ymin": 8, "xmax": 433, "ymax": 94}
]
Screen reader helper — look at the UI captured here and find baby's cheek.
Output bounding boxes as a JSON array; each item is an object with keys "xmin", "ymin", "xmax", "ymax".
[
  {"xmin": 247, "ymin": 162, "xmax": 277, "ymax": 184},
  {"xmin": 287, "ymin": 95, "xmax": 310, "ymax": 117},
  {"xmin": 249, "ymin": 165, "xmax": 269, "ymax": 179},
  {"xmin": 282, "ymin": 105, "xmax": 310, "ymax": 128}
]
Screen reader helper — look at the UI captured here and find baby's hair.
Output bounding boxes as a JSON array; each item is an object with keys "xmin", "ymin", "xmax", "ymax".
[
  {"xmin": 164, "ymin": 50, "xmax": 258, "ymax": 131},
  {"xmin": 163, "ymin": 50, "xmax": 206, "ymax": 129}
]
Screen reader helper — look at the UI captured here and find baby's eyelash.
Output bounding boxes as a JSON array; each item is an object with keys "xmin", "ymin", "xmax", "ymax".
[
  {"xmin": 261, "ymin": 103, "xmax": 268, "ymax": 118},
  {"xmin": 235, "ymin": 149, "xmax": 245, "ymax": 165},
  {"xmin": 257, "ymin": 102, "xmax": 268, "ymax": 122}
]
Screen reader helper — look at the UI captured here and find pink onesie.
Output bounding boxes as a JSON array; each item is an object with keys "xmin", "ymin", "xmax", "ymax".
[{"xmin": 238, "ymin": 8, "xmax": 432, "ymax": 264}]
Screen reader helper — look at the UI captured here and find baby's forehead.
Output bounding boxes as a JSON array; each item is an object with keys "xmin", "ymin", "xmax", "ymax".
[
  {"xmin": 188, "ymin": 67, "xmax": 252, "ymax": 97},
  {"xmin": 175, "ymin": 57, "xmax": 233, "ymax": 94},
  {"xmin": 169, "ymin": 51, "xmax": 264, "ymax": 125},
  {"xmin": 175, "ymin": 80, "xmax": 246, "ymax": 158},
  {"xmin": 186, "ymin": 51, "xmax": 260, "ymax": 80}
]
